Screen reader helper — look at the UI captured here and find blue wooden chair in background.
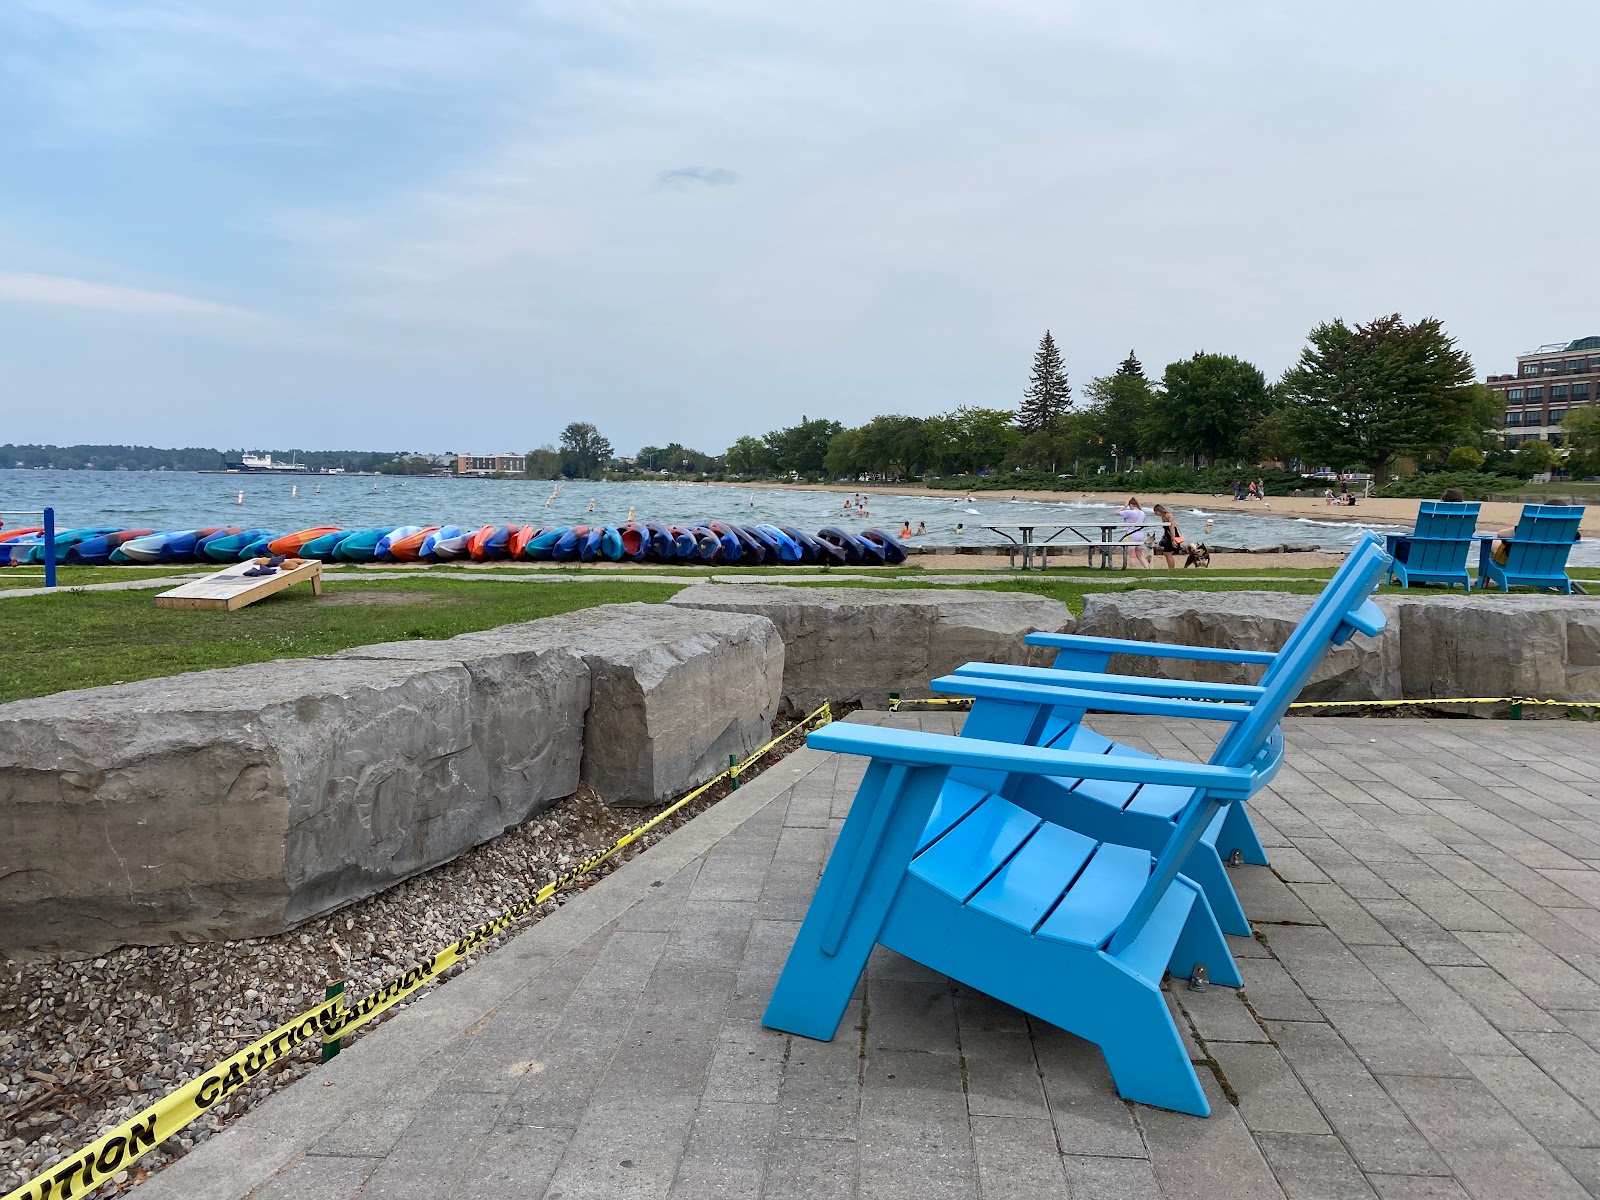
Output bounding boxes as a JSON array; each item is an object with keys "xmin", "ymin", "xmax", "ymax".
[
  {"xmin": 764, "ymin": 719, "xmax": 1275, "ymax": 1116},
  {"xmin": 941, "ymin": 534, "xmax": 1392, "ymax": 935},
  {"xmin": 1383, "ymin": 500, "xmax": 1480, "ymax": 590},
  {"xmin": 1478, "ymin": 504, "xmax": 1584, "ymax": 594}
]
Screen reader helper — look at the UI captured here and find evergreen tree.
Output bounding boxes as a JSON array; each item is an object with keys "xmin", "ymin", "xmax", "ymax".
[
  {"xmin": 1115, "ymin": 350, "xmax": 1144, "ymax": 379},
  {"xmin": 1017, "ymin": 331, "xmax": 1071, "ymax": 434}
]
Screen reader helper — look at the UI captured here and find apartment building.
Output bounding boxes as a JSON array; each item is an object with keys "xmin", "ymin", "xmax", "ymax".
[
  {"xmin": 455, "ymin": 453, "xmax": 527, "ymax": 476},
  {"xmin": 1485, "ymin": 336, "xmax": 1600, "ymax": 445}
]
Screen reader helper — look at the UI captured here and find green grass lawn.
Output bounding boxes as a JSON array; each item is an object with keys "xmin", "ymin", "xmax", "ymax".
[
  {"xmin": 0, "ymin": 564, "xmax": 208, "ymax": 588},
  {"xmin": 0, "ymin": 577, "xmax": 683, "ymax": 704}
]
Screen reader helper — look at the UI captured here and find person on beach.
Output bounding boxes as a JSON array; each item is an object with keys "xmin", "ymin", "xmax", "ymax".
[
  {"xmin": 1119, "ymin": 497, "xmax": 1148, "ymax": 567},
  {"xmin": 1152, "ymin": 503, "xmax": 1184, "ymax": 568}
]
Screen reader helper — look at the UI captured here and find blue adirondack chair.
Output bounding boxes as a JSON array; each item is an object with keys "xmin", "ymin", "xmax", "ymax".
[
  {"xmin": 765, "ymin": 544, "xmax": 1391, "ymax": 1116},
  {"xmin": 1383, "ymin": 500, "xmax": 1480, "ymax": 590},
  {"xmin": 764, "ymin": 721, "xmax": 1273, "ymax": 1116},
  {"xmin": 943, "ymin": 535, "xmax": 1394, "ymax": 936},
  {"xmin": 1477, "ymin": 504, "xmax": 1584, "ymax": 594}
]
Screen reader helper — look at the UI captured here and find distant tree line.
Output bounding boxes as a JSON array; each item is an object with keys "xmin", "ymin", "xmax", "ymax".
[{"xmin": 0, "ymin": 445, "xmax": 405, "ymax": 473}]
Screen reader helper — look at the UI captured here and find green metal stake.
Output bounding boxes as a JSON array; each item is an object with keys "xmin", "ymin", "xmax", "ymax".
[
  {"xmin": 1509, "ymin": 698, "xmax": 1524, "ymax": 721},
  {"xmin": 729, "ymin": 754, "xmax": 740, "ymax": 789},
  {"xmin": 321, "ymin": 981, "xmax": 345, "ymax": 1062},
  {"xmin": 889, "ymin": 691, "xmax": 901, "ymax": 711}
]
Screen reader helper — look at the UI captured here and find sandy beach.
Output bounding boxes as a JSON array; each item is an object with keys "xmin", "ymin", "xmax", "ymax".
[{"xmin": 705, "ymin": 479, "xmax": 1600, "ymax": 537}]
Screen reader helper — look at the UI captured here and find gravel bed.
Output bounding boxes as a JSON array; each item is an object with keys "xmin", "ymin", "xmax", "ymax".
[{"xmin": 0, "ymin": 718, "xmax": 823, "ymax": 1196}]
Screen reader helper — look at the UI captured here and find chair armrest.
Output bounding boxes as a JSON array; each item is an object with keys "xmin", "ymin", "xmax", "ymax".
[
  {"xmin": 953, "ymin": 661, "xmax": 1267, "ymax": 703},
  {"xmin": 807, "ymin": 723, "xmax": 1256, "ymax": 798},
  {"xmin": 1023, "ymin": 631, "xmax": 1278, "ymax": 665},
  {"xmin": 929, "ymin": 674, "xmax": 1253, "ymax": 724}
]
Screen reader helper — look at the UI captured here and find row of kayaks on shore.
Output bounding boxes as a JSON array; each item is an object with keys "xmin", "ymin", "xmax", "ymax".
[{"xmin": 0, "ymin": 522, "xmax": 909, "ymax": 567}]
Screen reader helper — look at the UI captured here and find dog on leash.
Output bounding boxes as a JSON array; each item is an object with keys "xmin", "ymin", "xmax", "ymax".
[{"xmin": 1183, "ymin": 542, "xmax": 1211, "ymax": 568}]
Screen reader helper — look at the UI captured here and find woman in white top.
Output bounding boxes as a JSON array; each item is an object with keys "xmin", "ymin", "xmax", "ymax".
[{"xmin": 1119, "ymin": 497, "xmax": 1148, "ymax": 567}]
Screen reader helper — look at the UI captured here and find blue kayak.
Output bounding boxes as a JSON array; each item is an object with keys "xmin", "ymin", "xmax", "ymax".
[
  {"xmin": 780, "ymin": 526, "xmax": 825, "ymax": 565},
  {"xmin": 297, "ymin": 530, "xmax": 351, "ymax": 560},
  {"xmin": 528, "ymin": 526, "xmax": 567, "ymax": 560},
  {"xmin": 756, "ymin": 524, "xmax": 804, "ymax": 563},
  {"xmin": 860, "ymin": 528, "xmax": 909, "ymax": 565},
  {"xmin": 598, "ymin": 526, "xmax": 625, "ymax": 561},
  {"xmin": 578, "ymin": 527, "xmax": 604, "ymax": 562},
  {"xmin": 691, "ymin": 526, "xmax": 722, "ymax": 561},
  {"xmin": 374, "ymin": 526, "xmax": 424, "ymax": 560},
  {"xmin": 0, "ymin": 536, "xmax": 42, "ymax": 565},
  {"xmin": 67, "ymin": 529, "xmax": 156, "ymax": 565},
  {"xmin": 202, "ymin": 529, "xmax": 278, "ymax": 562},
  {"xmin": 817, "ymin": 526, "xmax": 867, "ymax": 564},
  {"xmin": 553, "ymin": 526, "xmax": 586, "ymax": 561},
  {"xmin": 332, "ymin": 528, "xmax": 391, "ymax": 563},
  {"xmin": 708, "ymin": 523, "xmax": 744, "ymax": 563},
  {"xmin": 421, "ymin": 525, "xmax": 465, "ymax": 559},
  {"xmin": 645, "ymin": 522, "xmax": 675, "ymax": 560},
  {"xmin": 119, "ymin": 528, "xmax": 220, "ymax": 564}
]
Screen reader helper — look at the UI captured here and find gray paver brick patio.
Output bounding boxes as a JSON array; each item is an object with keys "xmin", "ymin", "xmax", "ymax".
[{"xmin": 136, "ymin": 714, "xmax": 1600, "ymax": 1200}]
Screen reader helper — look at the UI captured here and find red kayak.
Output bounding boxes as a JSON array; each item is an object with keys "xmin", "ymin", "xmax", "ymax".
[
  {"xmin": 268, "ymin": 526, "xmax": 342, "ymax": 557},
  {"xmin": 387, "ymin": 526, "xmax": 440, "ymax": 562},
  {"xmin": 510, "ymin": 525, "xmax": 540, "ymax": 559}
]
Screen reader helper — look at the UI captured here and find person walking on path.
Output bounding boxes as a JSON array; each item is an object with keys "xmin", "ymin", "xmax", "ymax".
[
  {"xmin": 1152, "ymin": 503, "xmax": 1184, "ymax": 569},
  {"xmin": 1119, "ymin": 496, "xmax": 1148, "ymax": 567}
]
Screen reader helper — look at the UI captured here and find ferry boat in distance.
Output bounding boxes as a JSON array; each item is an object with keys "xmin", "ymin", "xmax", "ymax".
[{"xmin": 221, "ymin": 452, "xmax": 312, "ymax": 474}]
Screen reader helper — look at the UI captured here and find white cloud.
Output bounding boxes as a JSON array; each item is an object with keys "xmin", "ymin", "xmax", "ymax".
[{"xmin": 0, "ymin": 271, "xmax": 249, "ymax": 317}]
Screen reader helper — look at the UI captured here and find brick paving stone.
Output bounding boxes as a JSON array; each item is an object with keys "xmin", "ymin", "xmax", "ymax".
[
  {"xmin": 968, "ymin": 1115, "xmax": 1070, "ymax": 1199},
  {"xmin": 1381, "ymin": 1074, "xmax": 1591, "ymax": 1200},
  {"xmin": 1062, "ymin": 1155, "xmax": 1162, "ymax": 1200},
  {"xmin": 1254, "ymin": 1131, "xmax": 1377, "ymax": 1199},
  {"xmin": 1267, "ymin": 1020, "xmax": 1447, "ymax": 1177},
  {"xmin": 1208, "ymin": 1042, "xmax": 1330, "ymax": 1135},
  {"xmin": 154, "ymin": 715, "xmax": 1600, "ymax": 1200}
]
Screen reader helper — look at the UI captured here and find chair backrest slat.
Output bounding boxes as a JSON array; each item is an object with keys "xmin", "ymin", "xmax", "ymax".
[
  {"xmin": 1505, "ymin": 505, "xmax": 1583, "ymax": 579},
  {"xmin": 1404, "ymin": 502, "xmax": 1479, "ymax": 577}
]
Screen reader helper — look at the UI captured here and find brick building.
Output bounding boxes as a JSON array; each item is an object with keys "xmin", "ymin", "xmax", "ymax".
[{"xmin": 1485, "ymin": 336, "xmax": 1600, "ymax": 445}]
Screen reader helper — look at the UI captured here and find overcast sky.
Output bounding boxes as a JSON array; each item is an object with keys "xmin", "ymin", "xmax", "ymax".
[{"xmin": 2, "ymin": 1, "xmax": 1595, "ymax": 455}]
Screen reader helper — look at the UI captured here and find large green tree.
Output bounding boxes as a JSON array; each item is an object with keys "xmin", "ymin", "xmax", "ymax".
[
  {"xmin": 1017, "ymin": 330, "xmax": 1071, "ymax": 435},
  {"xmin": 763, "ymin": 417, "xmax": 842, "ymax": 477},
  {"xmin": 1081, "ymin": 371, "xmax": 1156, "ymax": 472},
  {"xmin": 725, "ymin": 435, "xmax": 775, "ymax": 476},
  {"xmin": 1142, "ymin": 352, "xmax": 1270, "ymax": 464},
  {"xmin": 1561, "ymin": 407, "xmax": 1600, "ymax": 477},
  {"xmin": 1278, "ymin": 314, "xmax": 1477, "ymax": 481},
  {"xmin": 524, "ymin": 445, "xmax": 562, "ymax": 478},
  {"xmin": 558, "ymin": 422, "xmax": 613, "ymax": 478}
]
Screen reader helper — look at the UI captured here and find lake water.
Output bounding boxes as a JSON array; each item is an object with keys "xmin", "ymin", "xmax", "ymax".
[{"xmin": 0, "ymin": 468, "xmax": 1545, "ymax": 560}]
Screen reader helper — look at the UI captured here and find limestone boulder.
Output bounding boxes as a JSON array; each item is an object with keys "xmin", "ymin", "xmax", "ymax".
[
  {"xmin": 667, "ymin": 584, "xmax": 1072, "ymax": 714},
  {"xmin": 1396, "ymin": 594, "xmax": 1600, "ymax": 708},
  {"xmin": 0, "ymin": 654, "xmax": 587, "ymax": 958},
  {"xmin": 1075, "ymin": 590, "xmax": 1400, "ymax": 701}
]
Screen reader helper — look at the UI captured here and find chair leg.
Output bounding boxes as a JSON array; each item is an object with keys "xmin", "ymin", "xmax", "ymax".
[
  {"xmin": 1181, "ymin": 844, "xmax": 1250, "ymax": 938},
  {"xmin": 1094, "ymin": 975, "xmax": 1210, "ymax": 1116},
  {"xmin": 1216, "ymin": 802, "xmax": 1269, "ymax": 866},
  {"xmin": 1168, "ymin": 882, "xmax": 1242, "ymax": 988},
  {"xmin": 763, "ymin": 921, "xmax": 877, "ymax": 1042}
]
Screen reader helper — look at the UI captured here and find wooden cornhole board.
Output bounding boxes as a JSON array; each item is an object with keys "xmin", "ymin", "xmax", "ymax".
[{"xmin": 155, "ymin": 559, "xmax": 323, "ymax": 612}]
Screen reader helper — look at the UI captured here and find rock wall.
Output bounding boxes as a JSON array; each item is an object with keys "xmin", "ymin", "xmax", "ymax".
[
  {"xmin": 1075, "ymin": 591, "xmax": 1401, "ymax": 701},
  {"xmin": 1075, "ymin": 589, "xmax": 1600, "ymax": 710},
  {"xmin": 667, "ymin": 584, "xmax": 1073, "ymax": 714}
]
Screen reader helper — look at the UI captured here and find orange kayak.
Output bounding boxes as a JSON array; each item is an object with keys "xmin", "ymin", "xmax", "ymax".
[
  {"xmin": 387, "ymin": 526, "xmax": 440, "ymax": 561},
  {"xmin": 468, "ymin": 524, "xmax": 514, "ymax": 561},
  {"xmin": 510, "ymin": 524, "xmax": 540, "ymax": 559},
  {"xmin": 267, "ymin": 526, "xmax": 342, "ymax": 556}
]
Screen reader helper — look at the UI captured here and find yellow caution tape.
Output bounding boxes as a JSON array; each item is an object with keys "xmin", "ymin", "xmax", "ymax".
[
  {"xmin": 1289, "ymin": 697, "xmax": 1600, "ymax": 709},
  {"xmin": 2, "ymin": 998, "xmax": 340, "ymax": 1200},
  {"xmin": 2, "ymin": 702, "xmax": 833, "ymax": 1200},
  {"xmin": 886, "ymin": 695, "xmax": 971, "ymax": 711}
]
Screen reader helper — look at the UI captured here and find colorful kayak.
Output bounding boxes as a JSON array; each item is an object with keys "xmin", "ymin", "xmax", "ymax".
[
  {"xmin": 269, "ymin": 526, "xmax": 343, "ymax": 557},
  {"xmin": 860, "ymin": 528, "xmax": 908, "ymax": 565},
  {"xmin": 387, "ymin": 526, "xmax": 440, "ymax": 562},
  {"xmin": 527, "ymin": 527, "xmax": 567, "ymax": 560},
  {"xmin": 469, "ymin": 525, "xmax": 514, "ymax": 561},
  {"xmin": 0, "ymin": 536, "xmax": 43, "ymax": 565},
  {"xmin": 428, "ymin": 526, "xmax": 471, "ymax": 560},
  {"xmin": 781, "ymin": 526, "xmax": 827, "ymax": 565},
  {"xmin": 508, "ymin": 525, "xmax": 539, "ymax": 560},
  {"xmin": 295, "ymin": 530, "xmax": 351, "ymax": 560},
  {"xmin": 664, "ymin": 526, "xmax": 696, "ymax": 559},
  {"xmin": 755, "ymin": 524, "xmax": 803, "ymax": 563},
  {"xmin": 817, "ymin": 526, "xmax": 867, "ymax": 564},
  {"xmin": 22, "ymin": 526, "xmax": 121, "ymax": 564},
  {"xmin": 203, "ymin": 529, "xmax": 279, "ymax": 562},
  {"xmin": 553, "ymin": 525, "xmax": 588, "ymax": 562},
  {"xmin": 644, "ymin": 522, "xmax": 675, "ymax": 559},
  {"xmin": 707, "ymin": 522, "xmax": 744, "ymax": 563},
  {"xmin": 690, "ymin": 526, "xmax": 722, "ymax": 561},
  {"xmin": 332, "ymin": 528, "xmax": 392, "ymax": 563},
  {"xmin": 374, "ymin": 526, "xmax": 425, "ymax": 560},
  {"xmin": 67, "ymin": 529, "xmax": 156, "ymax": 565},
  {"xmin": 619, "ymin": 523, "xmax": 650, "ymax": 561},
  {"xmin": 119, "ymin": 528, "xmax": 226, "ymax": 564}
]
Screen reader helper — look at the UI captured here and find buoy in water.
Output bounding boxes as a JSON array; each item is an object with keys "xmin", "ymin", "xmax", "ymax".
[
  {"xmin": 236, "ymin": 490, "xmax": 244, "ymax": 505},
  {"xmin": 291, "ymin": 484, "xmax": 298, "ymax": 498}
]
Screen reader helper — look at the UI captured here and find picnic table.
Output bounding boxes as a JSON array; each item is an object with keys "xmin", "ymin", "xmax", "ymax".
[{"xmin": 983, "ymin": 524, "xmax": 1151, "ymax": 570}]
